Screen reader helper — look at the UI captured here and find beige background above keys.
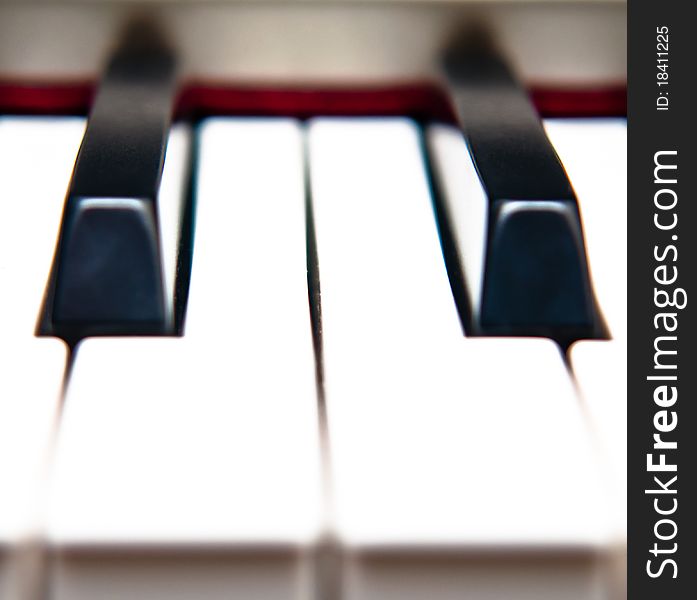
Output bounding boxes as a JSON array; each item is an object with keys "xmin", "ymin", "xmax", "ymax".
[{"xmin": 0, "ymin": 2, "xmax": 625, "ymax": 85}]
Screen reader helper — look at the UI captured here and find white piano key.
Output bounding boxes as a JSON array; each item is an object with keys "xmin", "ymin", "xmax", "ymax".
[
  {"xmin": 0, "ymin": 339, "xmax": 67, "ymax": 600},
  {"xmin": 425, "ymin": 123, "xmax": 487, "ymax": 323},
  {"xmin": 570, "ymin": 340, "xmax": 627, "ymax": 600},
  {"xmin": 48, "ymin": 117, "xmax": 320, "ymax": 599},
  {"xmin": 0, "ymin": 117, "xmax": 86, "ymax": 338},
  {"xmin": 186, "ymin": 118, "xmax": 307, "ymax": 339},
  {"xmin": 308, "ymin": 118, "xmax": 462, "ymax": 347},
  {"xmin": 544, "ymin": 119, "xmax": 628, "ymax": 340},
  {"xmin": 329, "ymin": 338, "xmax": 606, "ymax": 545},
  {"xmin": 158, "ymin": 124, "xmax": 192, "ymax": 331},
  {"xmin": 48, "ymin": 339, "xmax": 321, "ymax": 600},
  {"xmin": 309, "ymin": 119, "xmax": 608, "ymax": 599},
  {"xmin": 570, "ymin": 340, "xmax": 627, "ymax": 539},
  {"xmin": 330, "ymin": 339, "xmax": 609, "ymax": 600},
  {"xmin": 0, "ymin": 119, "xmax": 81, "ymax": 597}
]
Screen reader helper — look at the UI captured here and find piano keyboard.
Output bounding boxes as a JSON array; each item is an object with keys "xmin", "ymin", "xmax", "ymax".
[
  {"xmin": 0, "ymin": 113, "xmax": 626, "ymax": 599},
  {"xmin": 0, "ymin": 8, "xmax": 626, "ymax": 599}
]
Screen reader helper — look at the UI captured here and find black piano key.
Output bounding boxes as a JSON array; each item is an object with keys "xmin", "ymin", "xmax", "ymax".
[
  {"xmin": 442, "ymin": 42, "xmax": 603, "ymax": 344},
  {"xmin": 481, "ymin": 202, "xmax": 596, "ymax": 337},
  {"xmin": 46, "ymin": 39, "xmax": 178, "ymax": 342}
]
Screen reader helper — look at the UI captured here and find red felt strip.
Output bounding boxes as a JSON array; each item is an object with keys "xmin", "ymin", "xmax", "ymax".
[{"xmin": 0, "ymin": 81, "xmax": 626, "ymax": 120}]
